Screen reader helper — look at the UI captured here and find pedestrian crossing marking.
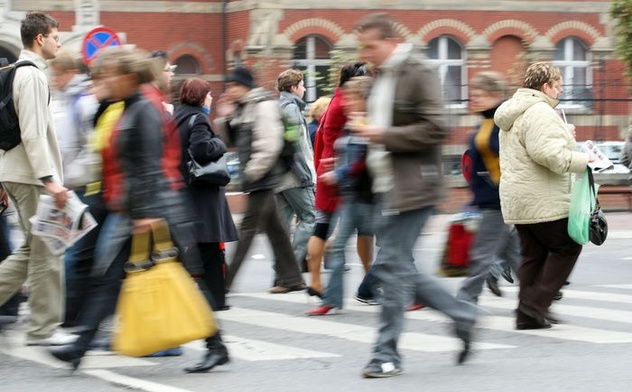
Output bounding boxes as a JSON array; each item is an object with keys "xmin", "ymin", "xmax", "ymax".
[
  {"xmin": 595, "ymin": 284, "xmax": 632, "ymax": 290},
  {"xmin": 501, "ymin": 286, "xmax": 632, "ymax": 305},
  {"xmin": 183, "ymin": 335, "xmax": 340, "ymax": 361},
  {"xmin": 221, "ymin": 306, "xmax": 514, "ymax": 353},
  {"xmin": 234, "ymin": 292, "xmax": 632, "ymax": 344},
  {"xmin": 480, "ymin": 295, "xmax": 632, "ymax": 325}
]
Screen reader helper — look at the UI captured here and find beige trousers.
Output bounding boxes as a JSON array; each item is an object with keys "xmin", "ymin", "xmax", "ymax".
[{"xmin": 0, "ymin": 182, "xmax": 63, "ymax": 339}]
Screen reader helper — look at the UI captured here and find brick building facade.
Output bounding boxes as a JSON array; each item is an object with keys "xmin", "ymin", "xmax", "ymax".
[{"xmin": 1, "ymin": 0, "xmax": 630, "ymax": 211}]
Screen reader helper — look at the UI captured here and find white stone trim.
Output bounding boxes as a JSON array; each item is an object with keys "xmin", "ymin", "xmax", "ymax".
[
  {"xmin": 417, "ymin": 19, "xmax": 476, "ymax": 43},
  {"xmin": 482, "ymin": 19, "xmax": 538, "ymax": 42},
  {"xmin": 283, "ymin": 18, "xmax": 345, "ymax": 42},
  {"xmin": 544, "ymin": 21, "xmax": 602, "ymax": 43}
]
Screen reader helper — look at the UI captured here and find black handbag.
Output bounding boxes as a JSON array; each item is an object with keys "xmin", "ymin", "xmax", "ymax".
[
  {"xmin": 587, "ymin": 169, "xmax": 608, "ymax": 246},
  {"xmin": 185, "ymin": 114, "xmax": 230, "ymax": 186},
  {"xmin": 187, "ymin": 150, "xmax": 230, "ymax": 186}
]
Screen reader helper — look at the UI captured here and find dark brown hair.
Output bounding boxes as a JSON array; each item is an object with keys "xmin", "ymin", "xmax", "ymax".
[
  {"xmin": 20, "ymin": 11, "xmax": 59, "ymax": 48},
  {"xmin": 180, "ymin": 77, "xmax": 211, "ymax": 106}
]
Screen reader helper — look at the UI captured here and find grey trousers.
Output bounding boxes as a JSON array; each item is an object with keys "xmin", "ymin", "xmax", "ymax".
[
  {"xmin": 275, "ymin": 186, "xmax": 316, "ymax": 264},
  {"xmin": 456, "ymin": 209, "xmax": 521, "ymax": 304},
  {"xmin": 0, "ymin": 182, "xmax": 64, "ymax": 339},
  {"xmin": 370, "ymin": 206, "xmax": 477, "ymax": 366}
]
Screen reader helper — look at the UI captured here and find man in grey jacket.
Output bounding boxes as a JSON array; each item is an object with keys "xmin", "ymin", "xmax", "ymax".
[
  {"xmin": 216, "ymin": 67, "xmax": 305, "ymax": 294},
  {"xmin": 275, "ymin": 69, "xmax": 316, "ymax": 270},
  {"xmin": 352, "ymin": 13, "xmax": 478, "ymax": 378},
  {"xmin": 0, "ymin": 12, "xmax": 75, "ymax": 346}
]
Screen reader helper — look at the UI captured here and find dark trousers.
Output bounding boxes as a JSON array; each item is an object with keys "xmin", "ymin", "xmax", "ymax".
[
  {"xmin": 515, "ymin": 218, "xmax": 582, "ymax": 319},
  {"xmin": 198, "ymin": 242, "xmax": 227, "ymax": 310},
  {"xmin": 64, "ymin": 191, "xmax": 109, "ymax": 327},
  {"xmin": 226, "ymin": 189, "xmax": 303, "ymax": 289}
]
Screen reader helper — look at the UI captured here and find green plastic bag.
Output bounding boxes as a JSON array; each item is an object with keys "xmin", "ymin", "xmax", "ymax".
[{"xmin": 568, "ymin": 169, "xmax": 598, "ymax": 245}]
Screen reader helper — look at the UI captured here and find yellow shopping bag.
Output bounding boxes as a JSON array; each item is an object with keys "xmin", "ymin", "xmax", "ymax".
[{"xmin": 112, "ymin": 220, "xmax": 217, "ymax": 357}]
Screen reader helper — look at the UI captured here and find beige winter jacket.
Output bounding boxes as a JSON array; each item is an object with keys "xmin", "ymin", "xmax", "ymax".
[
  {"xmin": 0, "ymin": 50, "xmax": 63, "ymax": 186},
  {"xmin": 494, "ymin": 88, "xmax": 589, "ymax": 224}
]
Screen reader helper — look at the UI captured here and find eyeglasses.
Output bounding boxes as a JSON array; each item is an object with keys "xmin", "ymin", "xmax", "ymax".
[{"xmin": 43, "ymin": 34, "xmax": 60, "ymax": 43}]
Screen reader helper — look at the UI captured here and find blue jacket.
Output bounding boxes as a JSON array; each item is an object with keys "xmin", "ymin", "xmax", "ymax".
[{"xmin": 468, "ymin": 106, "xmax": 502, "ymax": 210}]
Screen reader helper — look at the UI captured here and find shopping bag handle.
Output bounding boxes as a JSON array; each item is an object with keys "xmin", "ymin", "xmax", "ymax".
[
  {"xmin": 126, "ymin": 220, "xmax": 177, "ymax": 273},
  {"xmin": 149, "ymin": 220, "xmax": 178, "ymax": 260}
]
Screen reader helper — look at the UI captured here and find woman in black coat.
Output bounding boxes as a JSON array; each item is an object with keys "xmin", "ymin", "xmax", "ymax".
[{"xmin": 174, "ymin": 78, "xmax": 239, "ymax": 311}]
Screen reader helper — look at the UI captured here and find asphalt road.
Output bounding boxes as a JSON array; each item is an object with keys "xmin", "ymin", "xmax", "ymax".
[{"xmin": 1, "ymin": 213, "xmax": 631, "ymax": 392}]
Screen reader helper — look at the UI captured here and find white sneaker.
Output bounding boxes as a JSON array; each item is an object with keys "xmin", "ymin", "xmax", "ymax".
[{"xmin": 25, "ymin": 330, "xmax": 78, "ymax": 346}]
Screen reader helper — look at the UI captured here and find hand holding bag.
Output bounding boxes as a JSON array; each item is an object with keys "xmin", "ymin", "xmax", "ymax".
[
  {"xmin": 112, "ymin": 220, "xmax": 217, "ymax": 357},
  {"xmin": 568, "ymin": 168, "xmax": 608, "ymax": 246}
]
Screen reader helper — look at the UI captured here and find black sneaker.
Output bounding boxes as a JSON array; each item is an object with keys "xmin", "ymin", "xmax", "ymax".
[
  {"xmin": 486, "ymin": 276, "xmax": 502, "ymax": 297},
  {"xmin": 501, "ymin": 266, "xmax": 514, "ymax": 284},
  {"xmin": 354, "ymin": 294, "xmax": 379, "ymax": 306},
  {"xmin": 362, "ymin": 360, "xmax": 402, "ymax": 378}
]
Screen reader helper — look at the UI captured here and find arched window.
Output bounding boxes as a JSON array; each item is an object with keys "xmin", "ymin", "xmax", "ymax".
[
  {"xmin": 292, "ymin": 35, "xmax": 332, "ymax": 103},
  {"xmin": 553, "ymin": 37, "xmax": 592, "ymax": 108},
  {"xmin": 174, "ymin": 55, "xmax": 200, "ymax": 75},
  {"xmin": 426, "ymin": 36, "xmax": 466, "ymax": 105}
]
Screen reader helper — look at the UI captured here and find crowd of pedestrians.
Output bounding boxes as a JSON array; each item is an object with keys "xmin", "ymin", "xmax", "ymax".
[{"xmin": 0, "ymin": 10, "xmax": 601, "ymax": 380}]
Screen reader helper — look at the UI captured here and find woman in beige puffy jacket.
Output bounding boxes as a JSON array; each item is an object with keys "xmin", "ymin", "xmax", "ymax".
[{"xmin": 494, "ymin": 62, "xmax": 590, "ymax": 330}]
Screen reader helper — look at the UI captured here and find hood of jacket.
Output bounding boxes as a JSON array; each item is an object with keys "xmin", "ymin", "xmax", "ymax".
[{"xmin": 494, "ymin": 88, "xmax": 559, "ymax": 132}]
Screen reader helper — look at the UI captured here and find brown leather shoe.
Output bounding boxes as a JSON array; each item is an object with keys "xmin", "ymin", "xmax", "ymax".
[{"xmin": 268, "ymin": 283, "xmax": 306, "ymax": 294}]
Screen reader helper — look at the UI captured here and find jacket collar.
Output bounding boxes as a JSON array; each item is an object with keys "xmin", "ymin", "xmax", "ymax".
[
  {"xmin": 378, "ymin": 43, "xmax": 414, "ymax": 73},
  {"xmin": 279, "ymin": 91, "xmax": 306, "ymax": 111},
  {"xmin": 18, "ymin": 49, "xmax": 48, "ymax": 70}
]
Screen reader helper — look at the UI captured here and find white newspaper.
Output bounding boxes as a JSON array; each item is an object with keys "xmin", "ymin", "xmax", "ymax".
[
  {"xmin": 30, "ymin": 191, "xmax": 98, "ymax": 255},
  {"xmin": 582, "ymin": 140, "xmax": 615, "ymax": 172}
]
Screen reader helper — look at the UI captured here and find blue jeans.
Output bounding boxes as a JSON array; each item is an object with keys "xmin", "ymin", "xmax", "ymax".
[
  {"xmin": 276, "ymin": 186, "xmax": 316, "ymax": 264},
  {"xmin": 322, "ymin": 199, "xmax": 374, "ymax": 309},
  {"xmin": 370, "ymin": 205, "xmax": 477, "ymax": 366}
]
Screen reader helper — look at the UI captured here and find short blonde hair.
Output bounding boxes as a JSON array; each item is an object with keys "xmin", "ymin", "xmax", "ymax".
[
  {"xmin": 49, "ymin": 50, "xmax": 83, "ymax": 72},
  {"xmin": 523, "ymin": 62, "xmax": 562, "ymax": 91},
  {"xmin": 92, "ymin": 47, "xmax": 160, "ymax": 85},
  {"xmin": 308, "ymin": 96, "xmax": 331, "ymax": 121}
]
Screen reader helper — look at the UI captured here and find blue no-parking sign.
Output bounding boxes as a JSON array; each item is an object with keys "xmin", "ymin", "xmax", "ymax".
[{"xmin": 81, "ymin": 26, "xmax": 122, "ymax": 65}]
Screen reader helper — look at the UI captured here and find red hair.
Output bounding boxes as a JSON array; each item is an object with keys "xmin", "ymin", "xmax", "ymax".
[{"xmin": 179, "ymin": 77, "xmax": 211, "ymax": 106}]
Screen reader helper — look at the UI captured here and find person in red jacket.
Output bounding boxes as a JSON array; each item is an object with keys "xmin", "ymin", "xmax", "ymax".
[{"xmin": 306, "ymin": 63, "xmax": 371, "ymax": 297}]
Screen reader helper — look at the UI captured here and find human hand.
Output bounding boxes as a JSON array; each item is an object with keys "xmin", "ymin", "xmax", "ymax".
[
  {"xmin": 320, "ymin": 157, "xmax": 336, "ymax": 171},
  {"xmin": 319, "ymin": 171, "xmax": 338, "ymax": 186},
  {"xmin": 133, "ymin": 218, "xmax": 163, "ymax": 234},
  {"xmin": 44, "ymin": 182, "xmax": 68, "ymax": 209},
  {"xmin": 216, "ymin": 94, "xmax": 235, "ymax": 118},
  {"xmin": 567, "ymin": 124, "xmax": 576, "ymax": 138},
  {"xmin": 351, "ymin": 123, "xmax": 385, "ymax": 144}
]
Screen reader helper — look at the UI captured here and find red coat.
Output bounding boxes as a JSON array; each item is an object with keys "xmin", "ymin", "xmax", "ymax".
[{"xmin": 314, "ymin": 88, "xmax": 347, "ymax": 213}]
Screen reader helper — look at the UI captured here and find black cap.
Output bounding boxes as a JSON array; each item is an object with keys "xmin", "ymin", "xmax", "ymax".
[{"xmin": 226, "ymin": 67, "xmax": 256, "ymax": 89}]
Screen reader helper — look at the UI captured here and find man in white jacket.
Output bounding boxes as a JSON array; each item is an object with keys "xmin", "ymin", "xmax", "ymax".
[{"xmin": 0, "ymin": 12, "xmax": 75, "ymax": 346}]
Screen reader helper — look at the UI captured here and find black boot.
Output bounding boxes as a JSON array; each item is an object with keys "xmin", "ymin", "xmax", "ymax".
[
  {"xmin": 184, "ymin": 334, "xmax": 229, "ymax": 373},
  {"xmin": 48, "ymin": 344, "xmax": 84, "ymax": 371}
]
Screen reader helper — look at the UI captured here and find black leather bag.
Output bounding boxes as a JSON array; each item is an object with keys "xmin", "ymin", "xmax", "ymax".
[
  {"xmin": 187, "ymin": 150, "xmax": 230, "ymax": 186},
  {"xmin": 587, "ymin": 169, "xmax": 608, "ymax": 246}
]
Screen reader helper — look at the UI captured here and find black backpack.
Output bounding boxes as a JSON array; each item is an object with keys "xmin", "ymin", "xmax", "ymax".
[{"xmin": 0, "ymin": 61, "xmax": 36, "ymax": 151}]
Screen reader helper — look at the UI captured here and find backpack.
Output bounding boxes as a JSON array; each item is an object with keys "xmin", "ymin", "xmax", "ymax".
[
  {"xmin": 278, "ymin": 99, "xmax": 300, "ymax": 169},
  {"xmin": 0, "ymin": 61, "xmax": 37, "ymax": 151}
]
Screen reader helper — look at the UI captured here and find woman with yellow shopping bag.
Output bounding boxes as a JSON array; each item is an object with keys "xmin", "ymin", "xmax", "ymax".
[{"xmin": 47, "ymin": 48, "xmax": 229, "ymax": 373}]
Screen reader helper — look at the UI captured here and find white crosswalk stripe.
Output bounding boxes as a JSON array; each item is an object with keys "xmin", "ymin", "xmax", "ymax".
[{"xmin": 2, "ymin": 284, "xmax": 632, "ymax": 375}]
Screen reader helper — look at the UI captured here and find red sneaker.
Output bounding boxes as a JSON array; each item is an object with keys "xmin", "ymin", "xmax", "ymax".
[
  {"xmin": 406, "ymin": 303, "xmax": 426, "ymax": 312},
  {"xmin": 306, "ymin": 305, "xmax": 336, "ymax": 316}
]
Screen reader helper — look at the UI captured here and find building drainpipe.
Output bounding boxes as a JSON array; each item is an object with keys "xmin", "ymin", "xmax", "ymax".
[{"xmin": 222, "ymin": 0, "xmax": 228, "ymax": 91}]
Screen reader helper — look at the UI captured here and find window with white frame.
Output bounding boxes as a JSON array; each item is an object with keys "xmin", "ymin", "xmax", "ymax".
[
  {"xmin": 553, "ymin": 37, "xmax": 592, "ymax": 108},
  {"xmin": 426, "ymin": 36, "xmax": 466, "ymax": 105},
  {"xmin": 292, "ymin": 35, "xmax": 332, "ymax": 103}
]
